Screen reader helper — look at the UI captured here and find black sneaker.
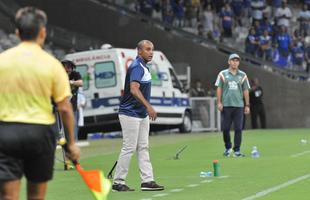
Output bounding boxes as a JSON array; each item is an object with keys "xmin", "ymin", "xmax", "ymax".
[
  {"xmin": 141, "ymin": 181, "xmax": 164, "ymax": 191},
  {"xmin": 112, "ymin": 183, "xmax": 135, "ymax": 192}
]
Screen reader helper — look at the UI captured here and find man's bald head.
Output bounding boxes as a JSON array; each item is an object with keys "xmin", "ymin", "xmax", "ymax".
[
  {"xmin": 137, "ymin": 40, "xmax": 153, "ymax": 50},
  {"xmin": 137, "ymin": 40, "xmax": 154, "ymax": 63}
]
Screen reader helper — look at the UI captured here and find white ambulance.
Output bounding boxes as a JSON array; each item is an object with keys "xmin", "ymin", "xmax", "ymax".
[{"xmin": 65, "ymin": 47, "xmax": 192, "ymax": 138}]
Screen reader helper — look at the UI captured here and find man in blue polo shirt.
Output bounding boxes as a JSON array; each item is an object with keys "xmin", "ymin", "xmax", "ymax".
[
  {"xmin": 112, "ymin": 40, "xmax": 164, "ymax": 192},
  {"xmin": 215, "ymin": 53, "xmax": 250, "ymax": 157}
]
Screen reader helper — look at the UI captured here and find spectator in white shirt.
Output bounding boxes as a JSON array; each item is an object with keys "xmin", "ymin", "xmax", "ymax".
[
  {"xmin": 202, "ymin": 5, "xmax": 214, "ymax": 34},
  {"xmin": 275, "ymin": 0, "xmax": 292, "ymax": 28},
  {"xmin": 251, "ymin": 0, "xmax": 266, "ymax": 22},
  {"xmin": 298, "ymin": 4, "xmax": 310, "ymax": 36}
]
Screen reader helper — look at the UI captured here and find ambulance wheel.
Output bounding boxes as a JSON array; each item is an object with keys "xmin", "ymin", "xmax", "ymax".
[{"xmin": 179, "ymin": 111, "xmax": 192, "ymax": 133}]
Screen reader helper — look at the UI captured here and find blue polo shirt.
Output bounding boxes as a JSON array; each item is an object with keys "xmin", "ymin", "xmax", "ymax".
[
  {"xmin": 276, "ymin": 33, "xmax": 291, "ymax": 51},
  {"xmin": 119, "ymin": 56, "xmax": 152, "ymax": 118}
]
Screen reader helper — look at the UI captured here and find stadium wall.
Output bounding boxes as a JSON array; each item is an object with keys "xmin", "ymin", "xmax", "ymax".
[{"xmin": 13, "ymin": 0, "xmax": 310, "ymax": 128}]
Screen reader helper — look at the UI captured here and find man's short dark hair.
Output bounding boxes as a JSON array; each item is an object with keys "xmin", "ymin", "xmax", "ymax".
[
  {"xmin": 15, "ymin": 7, "xmax": 47, "ymax": 40},
  {"xmin": 61, "ymin": 60, "xmax": 76, "ymax": 69}
]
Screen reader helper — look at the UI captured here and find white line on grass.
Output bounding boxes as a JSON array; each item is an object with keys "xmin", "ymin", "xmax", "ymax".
[
  {"xmin": 290, "ymin": 150, "xmax": 310, "ymax": 158},
  {"xmin": 242, "ymin": 173, "xmax": 310, "ymax": 200},
  {"xmin": 186, "ymin": 184, "xmax": 199, "ymax": 187},
  {"xmin": 219, "ymin": 175, "xmax": 230, "ymax": 179},
  {"xmin": 157, "ymin": 175, "xmax": 199, "ymax": 179},
  {"xmin": 152, "ymin": 193, "xmax": 169, "ymax": 197},
  {"xmin": 145, "ymin": 175, "xmax": 226, "ymax": 199},
  {"xmin": 200, "ymin": 179, "xmax": 213, "ymax": 183},
  {"xmin": 170, "ymin": 188, "xmax": 184, "ymax": 192}
]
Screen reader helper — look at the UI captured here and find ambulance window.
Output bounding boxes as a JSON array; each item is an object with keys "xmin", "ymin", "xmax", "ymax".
[
  {"xmin": 94, "ymin": 61, "xmax": 116, "ymax": 88},
  {"xmin": 76, "ymin": 64, "xmax": 89, "ymax": 90},
  {"xmin": 169, "ymin": 68, "xmax": 183, "ymax": 91},
  {"xmin": 148, "ymin": 63, "xmax": 162, "ymax": 86}
]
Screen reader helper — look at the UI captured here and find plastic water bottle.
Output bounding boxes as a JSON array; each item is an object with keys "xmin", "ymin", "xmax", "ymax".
[
  {"xmin": 301, "ymin": 139, "xmax": 308, "ymax": 145},
  {"xmin": 200, "ymin": 171, "xmax": 212, "ymax": 177},
  {"xmin": 251, "ymin": 146, "xmax": 260, "ymax": 158}
]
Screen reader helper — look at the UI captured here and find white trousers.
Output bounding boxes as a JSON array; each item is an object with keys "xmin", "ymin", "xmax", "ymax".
[{"xmin": 113, "ymin": 114, "xmax": 154, "ymax": 184}]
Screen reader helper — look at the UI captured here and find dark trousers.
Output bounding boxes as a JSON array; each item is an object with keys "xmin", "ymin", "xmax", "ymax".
[
  {"xmin": 221, "ymin": 107, "xmax": 244, "ymax": 152},
  {"xmin": 251, "ymin": 104, "xmax": 266, "ymax": 129}
]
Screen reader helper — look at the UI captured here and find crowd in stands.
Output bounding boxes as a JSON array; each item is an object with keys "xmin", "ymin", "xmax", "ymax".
[
  {"xmin": 244, "ymin": 0, "xmax": 310, "ymax": 73},
  {"xmin": 114, "ymin": 0, "xmax": 310, "ymax": 74},
  {"xmin": 2, "ymin": 1, "xmax": 310, "ymax": 76}
]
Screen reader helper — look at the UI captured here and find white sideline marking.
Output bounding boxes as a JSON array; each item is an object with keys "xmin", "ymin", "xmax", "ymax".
[
  {"xmin": 140, "ymin": 199, "xmax": 152, "ymax": 200},
  {"xmin": 242, "ymin": 174, "xmax": 310, "ymax": 200},
  {"xmin": 170, "ymin": 188, "xmax": 184, "ymax": 192},
  {"xmin": 200, "ymin": 180, "xmax": 213, "ymax": 183},
  {"xmin": 157, "ymin": 175, "xmax": 199, "ymax": 179},
  {"xmin": 219, "ymin": 175, "xmax": 230, "ymax": 179},
  {"xmin": 187, "ymin": 184, "xmax": 199, "ymax": 187},
  {"xmin": 290, "ymin": 150, "xmax": 310, "ymax": 158},
  {"xmin": 152, "ymin": 193, "xmax": 169, "ymax": 197}
]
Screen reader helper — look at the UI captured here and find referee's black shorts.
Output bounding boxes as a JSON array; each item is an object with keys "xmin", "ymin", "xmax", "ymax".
[{"xmin": 0, "ymin": 122, "xmax": 57, "ymax": 182}]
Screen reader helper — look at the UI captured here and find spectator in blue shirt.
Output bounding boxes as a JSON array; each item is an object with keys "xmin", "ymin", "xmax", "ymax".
[
  {"xmin": 258, "ymin": 30, "xmax": 273, "ymax": 60},
  {"xmin": 291, "ymin": 41, "xmax": 305, "ymax": 71},
  {"xmin": 243, "ymin": 0, "xmax": 252, "ymax": 18},
  {"xmin": 161, "ymin": 0, "xmax": 174, "ymax": 30},
  {"xmin": 259, "ymin": 15, "xmax": 273, "ymax": 35},
  {"xmin": 230, "ymin": 0, "xmax": 244, "ymax": 26},
  {"xmin": 275, "ymin": 25, "xmax": 291, "ymax": 58},
  {"xmin": 172, "ymin": 0, "xmax": 185, "ymax": 27},
  {"xmin": 245, "ymin": 27, "xmax": 259, "ymax": 56},
  {"xmin": 139, "ymin": 0, "xmax": 155, "ymax": 17},
  {"xmin": 272, "ymin": 0, "xmax": 282, "ymax": 8},
  {"xmin": 253, "ymin": 20, "xmax": 263, "ymax": 37},
  {"xmin": 272, "ymin": 43, "xmax": 291, "ymax": 69},
  {"xmin": 220, "ymin": 3, "xmax": 234, "ymax": 38}
]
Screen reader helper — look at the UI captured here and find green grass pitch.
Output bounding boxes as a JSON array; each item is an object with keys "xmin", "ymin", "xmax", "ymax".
[{"xmin": 21, "ymin": 129, "xmax": 310, "ymax": 200}]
